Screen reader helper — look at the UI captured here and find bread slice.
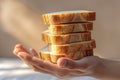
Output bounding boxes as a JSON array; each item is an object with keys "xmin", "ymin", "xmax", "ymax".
[
  {"xmin": 42, "ymin": 10, "xmax": 96, "ymax": 25},
  {"xmin": 42, "ymin": 30, "xmax": 91, "ymax": 45},
  {"xmin": 49, "ymin": 22, "xmax": 93, "ymax": 34},
  {"xmin": 39, "ymin": 47, "xmax": 51, "ymax": 62},
  {"xmin": 50, "ymin": 39, "xmax": 96, "ymax": 55},
  {"xmin": 39, "ymin": 46, "xmax": 65, "ymax": 63},
  {"xmin": 39, "ymin": 46, "xmax": 93, "ymax": 63},
  {"xmin": 66, "ymin": 49, "xmax": 93, "ymax": 60}
]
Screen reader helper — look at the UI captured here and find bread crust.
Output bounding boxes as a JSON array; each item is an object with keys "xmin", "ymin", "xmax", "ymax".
[
  {"xmin": 39, "ymin": 47, "xmax": 93, "ymax": 63},
  {"xmin": 40, "ymin": 10, "xmax": 96, "ymax": 63},
  {"xmin": 50, "ymin": 39, "xmax": 96, "ymax": 55},
  {"xmin": 49, "ymin": 22, "xmax": 93, "ymax": 34},
  {"xmin": 40, "ymin": 52, "xmax": 51, "ymax": 62},
  {"xmin": 42, "ymin": 11, "xmax": 96, "ymax": 25},
  {"xmin": 42, "ymin": 30, "xmax": 91, "ymax": 45}
]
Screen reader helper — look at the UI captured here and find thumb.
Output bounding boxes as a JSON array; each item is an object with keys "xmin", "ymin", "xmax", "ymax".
[
  {"xmin": 57, "ymin": 56, "xmax": 100, "ymax": 70},
  {"xmin": 57, "ymin": 57, "xmax": 76, "ymax": 69}
]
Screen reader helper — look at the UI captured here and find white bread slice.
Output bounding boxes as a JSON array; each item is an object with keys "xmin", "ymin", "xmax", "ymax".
[
  {"xmin": 42, "ymin": 10, "xmax": 96, "ymax": 25},
  {"xmin": 66, "ymin": 49, "xmax": 93, "ymax": 60},
  {"xmin": 49, "ymin": 22, "xmax": 93, "ymax": 34},
  {"xmin": 42, "ymin": 30, "xmax": 91, "ymax": 45},
  {"xmin": 39, "ymin": 47, "xmax": 51, "ymax": 62},
  {"xmin": 50, "ymin": 39, "xmax": 96, "ymax": 55},
  {"xmin": 39, "ymin": 46, "xmax": 93, "ymax": 63},
  {"xmin": 39, "ymin": 46, "xmax": 65, "ymax": 63}
]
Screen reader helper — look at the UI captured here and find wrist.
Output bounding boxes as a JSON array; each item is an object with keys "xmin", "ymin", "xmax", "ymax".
[{"xmin": 93, "ymin": 58, "xmax": 120, "ymax": 79}]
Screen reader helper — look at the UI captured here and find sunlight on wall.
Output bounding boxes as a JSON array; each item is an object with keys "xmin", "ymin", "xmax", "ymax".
[{"xmin": 0, "ymin": 0, "xmax": 47, "ymax": 53}]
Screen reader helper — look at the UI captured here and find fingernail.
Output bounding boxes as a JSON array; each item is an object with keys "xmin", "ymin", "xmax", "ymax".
[{"xmin": 61, "ymin": 60, "xmax": 67, "ymax": 68}]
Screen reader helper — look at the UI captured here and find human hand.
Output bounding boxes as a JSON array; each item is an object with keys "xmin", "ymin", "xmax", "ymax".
[{"xmin": 13, "ymin": 44, "xmax": 104, "ymax": 79}]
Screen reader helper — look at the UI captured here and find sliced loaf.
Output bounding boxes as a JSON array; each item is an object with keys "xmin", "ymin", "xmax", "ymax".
[
  {"xmin": 49, "ymin": 22, "xmax": 93, "ymax": 34},
  {"xmin": 42, "ymin": 10, "xmax": 96, "ymax": 25},
  {"xmin": 42, "ymin": 30, "xmax": 91, "ymax": 45}
]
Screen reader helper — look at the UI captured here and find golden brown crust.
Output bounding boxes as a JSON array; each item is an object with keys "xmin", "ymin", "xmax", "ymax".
[
  {"xmin": 49, "ymin": 22, "xmax": 93, "ymax": 34},
  {"xmin": 42, "ymin": 11, "xmax": 96, "ymax": 25},
  {"xmin": 50, "ymin": 39, "xmax": 96, "ymax": 55},
  {"xmin": 41, "ymin": 10, "xmax": 96, "ymax": 64},
  {"xmin": 38, "ymin": 51, "xmax": 65, "ymax": 63},
  {"xmin": 66, "ymin": 49, "xmax": 93, "ymax": 60},
  {"xmin": 39, "ymin": 52, "xmax": 51, "ymax": 62},
  {"xmin": 38, "ymin": 46, "xmax": 51, "ymax": 62},
  {"xmin": 38, "ymin": 47, "xmax": 93, "ymax": 63},
  {"xmin": 42, "ymin": 30, "xmax": 91, "ymax": 45}
]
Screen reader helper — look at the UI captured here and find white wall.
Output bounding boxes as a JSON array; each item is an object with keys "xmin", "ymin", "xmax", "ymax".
[{"xmin": 1, "ymin": 0, "xmax": 120, "ymax": 60}]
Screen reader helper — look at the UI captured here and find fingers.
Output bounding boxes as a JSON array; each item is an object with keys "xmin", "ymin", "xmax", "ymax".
[
  {"xmin": 57, "ymin": 56, "xmax": 101, "ymax": 70},
  {"xmin": 13, "ymin": 44, "xmax": 93, "ymax": 78},
  {"xmin": 29, "ymin": 48, "xmax": 39, "ymax": 58},
  {"xmin": 13, "ymin": 44, "xmax": 29, "ymax": 55},
  {"xmin": 30, "ymin": 57, "xmax": 84, "ymax": 78},
  {"xmin": 17, "ymin": 52, "xmax": 74, "ymax": 78},
  {"xmin": 13, "ymin": 44, "xmax": 39, "ymax": 58},
  {"xmin": 17, "ymin": 52, "xmax": 54, "ymax": 75},
  {"xmin": 13, "ymin": 44, "xmax": 54, "ymax": 75},
  {"xmin": 17, "ymin": 51, "xmax": 77, "ymax": 77}
]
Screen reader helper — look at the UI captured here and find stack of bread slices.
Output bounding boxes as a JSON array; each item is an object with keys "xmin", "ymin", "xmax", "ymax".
[{"xmin": 39, "ymin": 10, "xmax": 96, "ymax": 63}]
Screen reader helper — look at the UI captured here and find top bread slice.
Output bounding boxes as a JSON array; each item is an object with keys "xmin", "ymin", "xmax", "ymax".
[{"xmin": 42, "ymin": 10, "xmax": 96, "ymax": 25}]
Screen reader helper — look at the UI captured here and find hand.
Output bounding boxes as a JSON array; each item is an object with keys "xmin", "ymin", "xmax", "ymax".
[{"xmin": 13, "ymin": 44, "xmax": 105, "ymax": 79}]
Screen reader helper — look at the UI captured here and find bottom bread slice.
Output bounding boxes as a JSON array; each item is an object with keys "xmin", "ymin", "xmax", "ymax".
[{"xmin": 39, "ymin": 46, "xmax": 93, "ymax": 63}]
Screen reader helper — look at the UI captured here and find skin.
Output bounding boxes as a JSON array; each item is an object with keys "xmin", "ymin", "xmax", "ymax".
[{"xmin": 13, "ymin": 44, "xmax": 120, "ymax": 80}]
